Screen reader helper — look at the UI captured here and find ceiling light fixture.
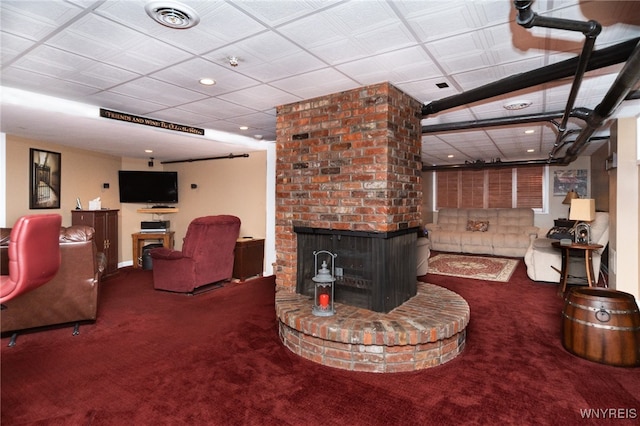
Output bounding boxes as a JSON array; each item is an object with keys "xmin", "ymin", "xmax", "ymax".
[
  {"xmin": 228, "ymin": 56, "xmax": 239, "ymax": 67},
  {"xmin": 239, "ymin": 126, "xmax": 248, "ymax": 130},
  {"xmin": 527, "ymin": 149, "xmax": 535, "ymax": 153},
  {"xmin": 145, "ymin": 1, "xmax": 200, "ymax": 29},
  {"xmin": 503, "ymin": 100, "xmax": 532, "ymax": 110},
  {"xmin": 524, "ymin": 129, "xmax": 535, "ymax": 134},
  {"xmin": 199, "ymin": 78, "xmax": 216, "ymax": 86}
]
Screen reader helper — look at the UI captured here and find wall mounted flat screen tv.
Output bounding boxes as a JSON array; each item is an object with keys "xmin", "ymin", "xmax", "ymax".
[{"xmin": 118, "ymin": 171, "xmax": 178, "ymax": 204}]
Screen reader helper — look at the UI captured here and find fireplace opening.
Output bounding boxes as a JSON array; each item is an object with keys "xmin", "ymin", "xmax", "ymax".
[{"xmin": 295, "ymin": 226, "xmax": 417, "ymax": 313}]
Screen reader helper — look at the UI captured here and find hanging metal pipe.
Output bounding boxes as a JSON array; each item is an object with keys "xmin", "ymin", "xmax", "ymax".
[
  {"xmin": 422, "ymin": 158, "xmax": 561, "ymax": 171},
  {"xmin": 560, "ymin": 40, "xmax": 640, "ymax": 164},
  {"xmin": 555, "ymin": 35, "xmax": 597, "ymax": 131},
  {"xmin": 421, "ymin": 37, "xmax": 638, "ymax": 117},
  {"xmin": 513, "ymin": 1, "xmax": 602, "ymax": 160},
  {"xmin": 421, "ymin": 136, "xmax": 609, "ymax": 171},
  {"xmin": 422, "ymin": 111, "xmax": 566, "ymax": 133},
  {"xmin": 161, "ymin": 153, "xmax": 249, "ymax": 164},
  {"xmin": 514, "ymin": 1, "xmax": 601, "ymax": 36}
]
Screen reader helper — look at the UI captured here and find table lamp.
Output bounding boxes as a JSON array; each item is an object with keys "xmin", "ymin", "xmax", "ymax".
[
  {"xmin": 562, "ymin": 189, "xmax": 579, "ymax": 218},
  {"xmin": 569, "ymin": 198, "xmax": 595, "ymax": 244}
]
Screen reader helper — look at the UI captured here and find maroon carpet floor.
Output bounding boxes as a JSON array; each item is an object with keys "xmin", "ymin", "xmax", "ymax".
[{"xmin": 2, "ymin": 260, "xmax": 639, "ymax": 425}]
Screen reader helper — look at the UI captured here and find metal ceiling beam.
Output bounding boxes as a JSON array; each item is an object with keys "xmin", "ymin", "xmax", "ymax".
[
  {"xmin": 421, "ymin": 111, "xmax": 566, "ymax": 133},
  {"xmin": 421, "ymin": 37, "xmax": 639, "ymax": 117},
  {"xmin": 560, "ymin": 39, "xmax": 640, "ymax": 165},
  {"xmin": 421, "ymin": 136, "xmax": 610, "ymax": 172}
]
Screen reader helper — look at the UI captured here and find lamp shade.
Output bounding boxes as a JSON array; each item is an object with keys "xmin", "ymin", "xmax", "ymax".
[
  {"xmin": 569, "ymin": 198, "xmax": 595, "ymax": 221},
  {"xmin": 562, "ymin": 189, "xmax": 579, "ymax": 205}
]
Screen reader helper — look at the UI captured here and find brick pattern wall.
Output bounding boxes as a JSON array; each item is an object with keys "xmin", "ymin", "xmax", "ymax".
[
  {"xmin": 275, "ymin": 82, "xmax": 422, "ymax": 290},
  {"xmin": 276, "ymin": 283, "xmax": 469, "ymax": 372}
]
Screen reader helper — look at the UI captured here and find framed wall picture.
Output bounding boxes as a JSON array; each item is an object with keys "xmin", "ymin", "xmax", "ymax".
[
  {"xmin": 29, "ymin": 148, "xmax": 61, "ymax": 209},
  {"xmin": 553, "ymin": 169, "xmax": 587, "ymax": 197}
]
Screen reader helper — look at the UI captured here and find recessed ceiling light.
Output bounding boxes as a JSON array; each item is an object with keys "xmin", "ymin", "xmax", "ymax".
[
  {"xmin": 447, "ymin": 154, "xmax": 454, "ymax": 158},
  {"xmin": 239, "ymin": 126, "xmax": 249, "ymax": 130},
  {"xmin": 145, "ymin": 149, "xmax": 153, "ymax": 153},
  {"xmin": 524, "ymin": 129, "xmax": 535, "ymax": 134},
  {"xmin": 145, "ymin": 1, "xmax": 200, "ymax": 29},
  {"xmin": 199, "ymin": 78, "xmax": 215, "ymax": 86},
  {"xmin": 527, "ymin": 149, "xmax": 535, "ymax": 153},
  {"xmin": 503, "ymin": 100, "xmax": 532, "ymax": 110}
]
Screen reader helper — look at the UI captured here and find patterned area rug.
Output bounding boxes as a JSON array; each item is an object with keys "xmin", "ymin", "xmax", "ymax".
[{"xmin": 428, "ymin": 254, "xmax": 519, "ymax": 282}]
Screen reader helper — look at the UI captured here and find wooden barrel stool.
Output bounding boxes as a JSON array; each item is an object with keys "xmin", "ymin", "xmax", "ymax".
[{"xmin": 562, "ymin": 287, "xmax": 640, "ymax": 367}]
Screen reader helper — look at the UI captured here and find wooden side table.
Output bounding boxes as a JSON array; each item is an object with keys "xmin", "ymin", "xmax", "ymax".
[
  {"xmin": 131, "ymin": 232, "xmax": 175, "ymax": 268},
  {"xmin": 552, "ymin": 241, "xmax": 604, "ymax": 294},
  {"xmin": 233, "ymin": 238, "xmax": 265, "ymax": 281}
]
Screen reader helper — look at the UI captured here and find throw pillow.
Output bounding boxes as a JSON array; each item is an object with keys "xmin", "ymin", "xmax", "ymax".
[{"xmin": 466, "ymin": 220, "xmax": 489, "ymax": 232}]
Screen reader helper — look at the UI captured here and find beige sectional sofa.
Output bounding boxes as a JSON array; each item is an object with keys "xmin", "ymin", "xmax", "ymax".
[{"xmin": 424, "ymin": 208, "xmax": 539, "ymax": 257}]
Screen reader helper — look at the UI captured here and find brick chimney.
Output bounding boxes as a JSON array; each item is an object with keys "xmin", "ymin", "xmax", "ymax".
[{"xmin": 275, "ymin": 82, "xmax": 422, "ymax": 309}]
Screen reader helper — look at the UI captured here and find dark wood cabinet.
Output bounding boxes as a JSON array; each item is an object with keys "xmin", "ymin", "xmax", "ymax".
[
  {"xmin": 233, "ymin": 238, "xmax": 264, "ymax": 281},
  {"xmin": 72, "ymin": 209, "xmax": 119, "ymax": 276}
]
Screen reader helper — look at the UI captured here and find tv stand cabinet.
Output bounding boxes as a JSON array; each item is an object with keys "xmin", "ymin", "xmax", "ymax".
[
  {"xmin": 72, "ymin": 209, "xmax": 119, "ymax": 276},
  {"xmin": 137, "ymin": 208, "xmax": 179, "ymax": 214}
]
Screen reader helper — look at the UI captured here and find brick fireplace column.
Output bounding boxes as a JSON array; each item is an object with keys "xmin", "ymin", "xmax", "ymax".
[{"xmin": 275, "ymin": 82, "xmax": 422, "ymax": 292}]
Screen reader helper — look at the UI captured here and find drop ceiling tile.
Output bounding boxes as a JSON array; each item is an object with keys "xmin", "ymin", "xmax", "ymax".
[
  {"xmin": 231, "ymin": 0, "xmax": 341, "ymax": 27},
  {"xmin": 96, "ymin": 0, "xmax": 268, "ymax": 54},
  {"xmin": 142, "ymin": 107, "xmax": 212, "ymax": 127},
  {"xmin": 270, "ymin": 68, "xmax": 359, "ymax": 100},
  {"xmin": 0, "ymin": 32, "xmax": 36, "ymax": 64},
  {"xmin": 67, "ymin": 62, "xmax": 140, "ymax": 90},
  {"xmin": 218, "ymin": 85, "xmax": 300, "ymax": 112},
  {"xmin": 176, "ymin": 97, "xmax": 257, "ymax": 120},
  {"xmin": 277, "ymin": 11, "xmax": 346, "ymax": 50},
  {"xmin": 425, "ymin": 32, "xmax": 494, "ymax": 74},
  {"xmin": 46, "ymin": 30, "xmax": 125, "ymax": 62},
  {"xmin": 201, "ymin": 32, "xmax": 326, "ymax": 83},
  {"xmin": 398, "ymin": 78, "xmax": 461, "ymax": 105},
  {"xmin": 422, "ymin": 107, "xmax": 477, "ymax": 125},
  {"xmin": 110, "ymin": 77, "xmax": 208, "ymax": 107},
  {"xmin": 0, "ymin": 67, "xmax": 98, "ymax": 98},
  {"xmin": 336, "ymin": 46, "xmax": 441, "ymax": 86},
  {"xmin": 0, "ymin": 0, "xmax": 83, "ymax": 41},
  {"xmin": 324, "ymin": 0, "xmax": 399, "ymax": 33},
  {"xmin": 82, "ymin": 91, "xmax": 167, "ymax": 115},
  {"xmin": 150, "ymin": 58, "xmax": 260, "ymax": 96},
  {"xmin": 45, "ymin": 13, "xmax": 194, "ymax": 74},
  {"xmin": 11, "ymin": 45, "xmax": 95, "ymax": 79},
  {"xmin": 399, "ymin": 1, "xmax": 479, "ymax": 43}
]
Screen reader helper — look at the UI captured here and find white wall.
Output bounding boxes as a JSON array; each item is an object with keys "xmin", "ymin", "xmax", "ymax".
[{"xmin": 609, "ymin": 116, "xmax": 639, "ymax": 300}]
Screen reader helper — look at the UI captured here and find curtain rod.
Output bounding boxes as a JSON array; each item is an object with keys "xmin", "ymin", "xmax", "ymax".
[{"xmin": 161, "ymin": 153, "xmax": 249, "ymax": 164}]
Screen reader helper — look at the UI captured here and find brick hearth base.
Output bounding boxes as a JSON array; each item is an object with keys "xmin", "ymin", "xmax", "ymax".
[{"xmin": 275, "ymin": 283, "xmax": 470, "ymax": 373}]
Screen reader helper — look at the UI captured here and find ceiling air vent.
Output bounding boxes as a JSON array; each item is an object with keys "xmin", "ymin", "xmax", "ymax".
[{"xmin": 145, "ymin": 1, "xmax": 200, "ymax": 29}]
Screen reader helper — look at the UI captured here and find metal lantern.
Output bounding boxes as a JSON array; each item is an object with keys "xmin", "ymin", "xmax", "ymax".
[{"xmin": 312, "ymin": 250, "xmax": 337, "ymax": 316}]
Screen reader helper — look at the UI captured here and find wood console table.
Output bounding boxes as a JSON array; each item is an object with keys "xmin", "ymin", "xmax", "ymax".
[
  {"xmin": 132, "ymin": 232, "xmax": 175, "ymax": 268},
  {"xmin": 552, "ymin": 241, "xmax": 604, "ymax": 294}
]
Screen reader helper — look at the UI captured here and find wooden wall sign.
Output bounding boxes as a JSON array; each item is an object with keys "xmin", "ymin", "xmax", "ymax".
[{"xmin": 99, "ymin": 108, "xmax": 204, "ymax": 136}]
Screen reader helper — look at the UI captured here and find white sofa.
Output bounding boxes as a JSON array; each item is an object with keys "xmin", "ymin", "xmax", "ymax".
[
  {"xmin": 416, "ymin": 237, "xmax": 430, "ymax": 276},
  {"xmin": 424, "ymin": 208, "xmax": 539, "ymax": 257},
  {"xmin": 524, "ymin": 212, "xmax": 609, "ymax": 283}
]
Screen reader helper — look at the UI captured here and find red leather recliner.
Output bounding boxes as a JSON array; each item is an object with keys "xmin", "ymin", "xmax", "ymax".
[
  {"xmin": 0, "ymin": 214, "xmax": 62, "ymax": 304},
  {"xmin": 150, "ymin": 215, "xmax": 241, "ymax": 293}
]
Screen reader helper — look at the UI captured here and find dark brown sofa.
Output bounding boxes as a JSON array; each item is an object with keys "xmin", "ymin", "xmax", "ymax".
[{"xmin": 1, "ymin": 225, "xmax": 106, "ymax": 338}]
